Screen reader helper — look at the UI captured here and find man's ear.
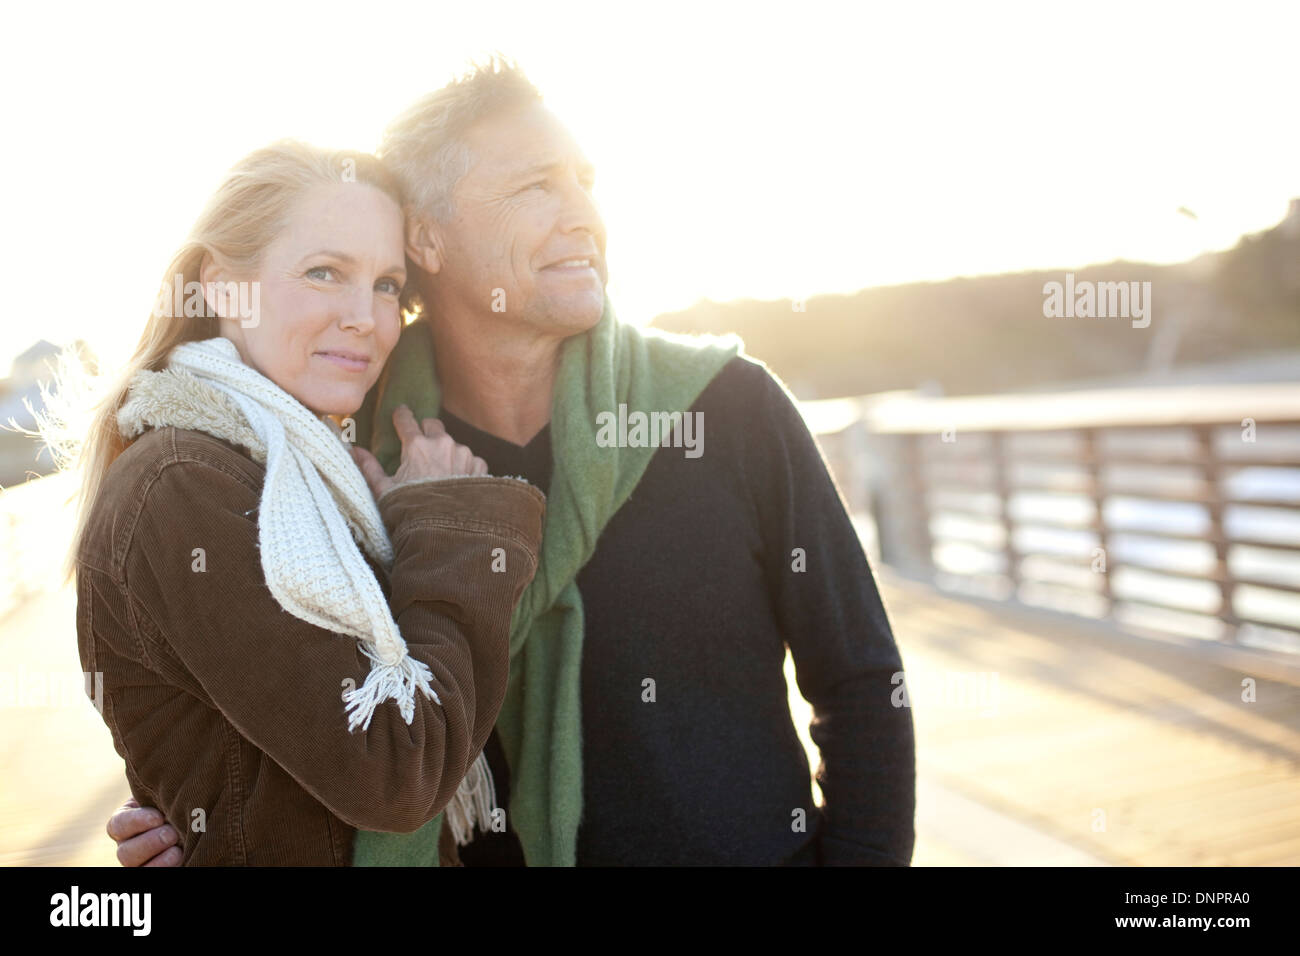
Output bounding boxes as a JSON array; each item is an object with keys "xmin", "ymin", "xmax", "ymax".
[{"xmin": 406, "ymin": 213, "xmax": 444, "ymax": 276}]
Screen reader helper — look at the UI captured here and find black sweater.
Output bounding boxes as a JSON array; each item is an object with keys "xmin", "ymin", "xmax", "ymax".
[{"xmin": 445, "ymin": 355, "xmax": 915, "ymax": 866}]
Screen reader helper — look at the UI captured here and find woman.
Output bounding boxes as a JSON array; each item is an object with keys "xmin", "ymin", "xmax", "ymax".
[{"xmin": 56, "ymin": 140, "xmax": 545, "ymax": 865}]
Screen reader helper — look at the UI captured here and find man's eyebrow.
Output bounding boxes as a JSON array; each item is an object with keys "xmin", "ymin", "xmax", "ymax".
[{"xmin": 512, "ymin": 157, "xmax": 596, "ymax": 180}]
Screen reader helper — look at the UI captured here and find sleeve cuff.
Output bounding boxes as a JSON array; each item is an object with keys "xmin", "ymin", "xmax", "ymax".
[{"xmin": 377, "ymin": 475, "xmax": 546, "ymax": 555}]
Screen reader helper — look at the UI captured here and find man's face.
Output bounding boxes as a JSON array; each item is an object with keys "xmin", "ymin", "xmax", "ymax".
[{"xmin": 429, "ymin": 103, "xmax": 608, "ymax": 336}]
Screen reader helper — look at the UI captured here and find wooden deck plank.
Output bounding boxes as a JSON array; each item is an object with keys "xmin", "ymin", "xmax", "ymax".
[{"xmin": 880, "ymin": 569, "xmax": 1300, "ymax": 866}]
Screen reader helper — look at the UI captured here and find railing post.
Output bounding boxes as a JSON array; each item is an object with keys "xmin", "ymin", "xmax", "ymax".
[
  {"xmin": 1081, "ymin": 427, "xmax": 1114, "ymax": 616},
  {"xmin": 1195, "ymin": 424, "xmax": 1240, "ymax": 640},
  {"xmin": 990, "ymin": 431, "xmax": 1020, "ymax": 596},
  {"xmin": 844, "ymin": 416, "xmax": 871, "ymax": 518},
  {"xmin": 903, "ymin": 433, "xmax": 934, "ymax": 577}
]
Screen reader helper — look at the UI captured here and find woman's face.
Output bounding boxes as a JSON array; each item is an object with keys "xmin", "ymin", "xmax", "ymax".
[{"xmin": 214, "ymin": 182, "xmax": 406, "ymax": 417}]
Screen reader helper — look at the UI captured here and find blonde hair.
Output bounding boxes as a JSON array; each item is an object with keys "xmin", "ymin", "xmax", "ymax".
[
  {"xmin": 40, "ymin": 140, "xmax": 404, "ymax": 581},
  {"xmin": 378, "ymin": 55, "xmax": 542, "ymax": 223}
]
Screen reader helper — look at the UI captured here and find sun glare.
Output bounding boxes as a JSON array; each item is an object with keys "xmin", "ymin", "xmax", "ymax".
[{"xmin": 1, "ymin": 1, "xmax": 1296, "ymax": 373}]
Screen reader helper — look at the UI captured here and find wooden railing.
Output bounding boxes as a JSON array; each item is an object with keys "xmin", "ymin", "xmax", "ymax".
[{"xmin": 806, "ymin": 383, "xmax": 1300, "ymax": 665}]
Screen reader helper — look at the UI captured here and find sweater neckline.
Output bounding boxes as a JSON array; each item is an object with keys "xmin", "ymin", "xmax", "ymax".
[{"xmin": 438, "ymin": 407, "xmax": 551, "ymax": 455}]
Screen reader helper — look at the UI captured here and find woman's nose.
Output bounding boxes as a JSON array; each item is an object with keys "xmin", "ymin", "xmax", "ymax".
[{"xmin": 338, "ymin": 284, "xmax": 377, "ymax": 334}]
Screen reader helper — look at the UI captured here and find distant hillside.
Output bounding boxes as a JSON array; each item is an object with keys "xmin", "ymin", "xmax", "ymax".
[{"xmin": 651, "ymin": 201, "xmax": 1300, "ymax": 399}]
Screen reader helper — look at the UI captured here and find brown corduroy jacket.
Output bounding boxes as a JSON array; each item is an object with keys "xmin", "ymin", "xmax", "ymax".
[{"xmin": 75, "ymin": 425, "xmax": 545, "ymax": 865}]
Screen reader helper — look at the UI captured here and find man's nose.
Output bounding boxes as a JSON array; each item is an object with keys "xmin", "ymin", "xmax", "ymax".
[{"xmin": 557, "ymin": 175, "xmax": 605, "ymax": 241}]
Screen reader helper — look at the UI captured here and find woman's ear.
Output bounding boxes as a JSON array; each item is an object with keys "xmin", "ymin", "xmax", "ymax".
[
  {"xmin": 200, "ymin": 252, "xmax": 249, "ymax": 355},
  {"xmin": 199, "ymin": 252, "xmax": 231, "ymax": 318},
  {"xmin": 406, "ymin": 213, "xmax": 443, "ymax": 276}
]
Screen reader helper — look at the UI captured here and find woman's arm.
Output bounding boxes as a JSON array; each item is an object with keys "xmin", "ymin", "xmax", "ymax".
[{"xmin": 117, "ymin": 454, "xmax": 543, "ymax": 835}]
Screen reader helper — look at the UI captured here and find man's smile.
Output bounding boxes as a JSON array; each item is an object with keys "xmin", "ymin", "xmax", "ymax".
[{"xmin": 538, "ymin": 251, "xmax": 607, "ymax": 284}]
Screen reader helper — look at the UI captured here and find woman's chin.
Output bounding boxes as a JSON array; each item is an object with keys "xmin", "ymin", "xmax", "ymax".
[{"xmin": 297, "ymin": 390, "xmax": 363, "ymax": 420}]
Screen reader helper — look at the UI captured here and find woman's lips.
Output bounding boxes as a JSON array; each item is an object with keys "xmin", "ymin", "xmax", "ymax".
[{"xmin": 314, "ymin": 351, "xmax": 371, "ymax": 373}]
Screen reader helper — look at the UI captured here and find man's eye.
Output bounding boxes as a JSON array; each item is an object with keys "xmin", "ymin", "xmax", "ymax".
[
  {"xmin": 526, "ymin": 180, "xmax": 547, "ymax": 191},
  {"xmin": 306, "ymin": 266, "xmax": 336, "ymax": 281}
]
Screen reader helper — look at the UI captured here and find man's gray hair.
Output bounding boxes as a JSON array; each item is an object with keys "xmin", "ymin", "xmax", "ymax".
[{"xmin": 378, "ymin": 56, "xmax": 543, "ymax": 222}]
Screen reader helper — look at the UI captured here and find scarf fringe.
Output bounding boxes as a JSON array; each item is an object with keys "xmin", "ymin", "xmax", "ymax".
[
  {"xmin": 344, "ymin": 646, "xmax": 441, "ymax": 733},
  {"xmin": 444, "ymin": 751, "xmax": 498, "ymax": 847}
]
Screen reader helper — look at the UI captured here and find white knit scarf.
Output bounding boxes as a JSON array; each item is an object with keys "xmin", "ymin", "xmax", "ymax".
[{"xmin": 116, "ymin": 335, "xmax": 495, "ymax": 847}]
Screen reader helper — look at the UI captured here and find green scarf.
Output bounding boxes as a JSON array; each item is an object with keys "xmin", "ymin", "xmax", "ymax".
[{"xmin": 350, "ymin": 296, "xmax": 740, "ymax": 866}]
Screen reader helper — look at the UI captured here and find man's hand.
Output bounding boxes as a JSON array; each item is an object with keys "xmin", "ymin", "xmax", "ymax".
[{"xmin": 107, "ymin": 798, "xmax": 182, "ymax": 867}]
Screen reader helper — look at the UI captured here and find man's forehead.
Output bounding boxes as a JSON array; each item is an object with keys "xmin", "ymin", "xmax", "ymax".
[{"xmin": 464, "ymin": 106, "xmax": 592, "ymax": 174}]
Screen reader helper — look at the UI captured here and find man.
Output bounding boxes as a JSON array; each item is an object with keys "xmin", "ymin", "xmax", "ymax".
[{"xmin": 107, "ymin": 58, "xmax": 915, "ymax": 866}]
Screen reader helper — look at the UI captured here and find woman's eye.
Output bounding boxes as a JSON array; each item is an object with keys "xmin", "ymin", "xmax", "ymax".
[
  {"xmin": 306, "ymin": 266, "xmax": 336, "ymax": 281},
  {"xmin": 376, "ymin": 278, "xmax": 402, "ymax": 295}
]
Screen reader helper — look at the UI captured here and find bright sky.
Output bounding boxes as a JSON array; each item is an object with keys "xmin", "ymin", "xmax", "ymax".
[{"xmin": 2, "ymin": 0, "xmax": 1297, "ymax": 372}]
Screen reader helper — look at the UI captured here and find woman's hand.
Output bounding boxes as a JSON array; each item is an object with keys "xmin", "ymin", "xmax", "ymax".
[{"xmin": 351, "ymin": 405, "xmax": 488, "ymax": 499}]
